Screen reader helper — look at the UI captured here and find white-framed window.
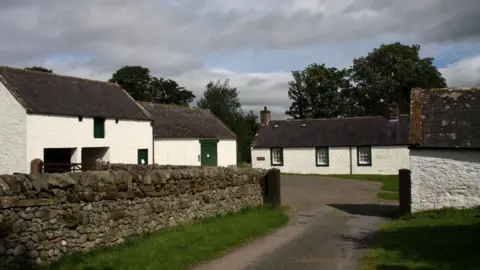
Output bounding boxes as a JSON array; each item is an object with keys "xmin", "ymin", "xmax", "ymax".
[
  {"xmin": 270, "ymin": 148, "xmax": 283, "ymax": 166},
  {"xmin": 316, "ymin": 147, "xmax": 329, "ymax": 166},
  {"xmin": 357, "ymin": 146, "xmax": 372, "ymax": 166}
]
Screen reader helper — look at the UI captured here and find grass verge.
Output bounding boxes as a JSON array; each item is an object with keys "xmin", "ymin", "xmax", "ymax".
[
  {"xmin": 41, "ymin": 205, "xmax": 289, "ymax": 270},
  {"xmin": 283, "ymin": 173, "xmax": 399, "ymax": 201},
  {"xmin": 361, "ymin": 207, "xmax": 480, "ymax": 270}
]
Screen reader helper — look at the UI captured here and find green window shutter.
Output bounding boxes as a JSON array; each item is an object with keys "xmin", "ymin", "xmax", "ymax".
[{"xmin": 94, "ymin": 117, "xmax": 105, "ymax": 138}]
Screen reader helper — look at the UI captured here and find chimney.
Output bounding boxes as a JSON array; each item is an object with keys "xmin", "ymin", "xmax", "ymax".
[
  {"xmin": 387, "ymin": 103, "xmax": 399, "ymax": 120},
  {"xmin": 260, "ymin": 106, "xmax": 271, "ymax": 125}
]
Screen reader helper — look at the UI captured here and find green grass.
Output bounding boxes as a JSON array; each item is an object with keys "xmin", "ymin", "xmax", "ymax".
[
  {"xmin": 283, "ymin": 173, "xmax": 399, "ymax": 201},
  {"xmin": 41, "ymin": 206, "xmax": 289, "ymax": 270},
  {"xmin": 361, "ymin": 207, "xmax": 480, "ymax": 270}
]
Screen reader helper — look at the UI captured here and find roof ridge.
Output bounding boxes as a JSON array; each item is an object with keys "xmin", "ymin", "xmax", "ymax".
[
  {"xmin": 272, "ymin": 115, "xmax": 408, "ymax": 122},
  {"xmin": 416, "ymin": 86, "xmax": 480, "ymax": 92},
  {"xmin": 0, "ymin": 65, "xmax": 119, "ymax": 87}
]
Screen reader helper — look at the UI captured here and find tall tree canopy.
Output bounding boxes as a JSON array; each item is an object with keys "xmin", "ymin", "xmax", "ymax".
[
  {"xmin": 197, "ymin": 79, "xmax": 244, "ymax": 125},
  {"xmin": 286, "ymin": 63, "xmax": 349, "ymax": 119},
  {"xmin": 286, "ymin": 42, "xmax": 447, "ymax": 118},
  {"xmin": 197, "ymin": 79, "xmax": 258, "ymax": 163},
  {"xmin": 349, "ymin": 42, "xmax": 447, "ymax": 116},
  {"xmin": 25, "ymin": 66, "xmax": 52, "ymax": 73},
  {"xmin": 109, "ymin": 65, "xmax": 195, "ymax": 105}
]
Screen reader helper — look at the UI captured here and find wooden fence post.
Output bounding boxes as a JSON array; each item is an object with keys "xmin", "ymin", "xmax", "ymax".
[
  {"xmin": 265, "ymin": 168, "xmax": 281, "ymax": 209},
  {"xmin": 399, "ymin": 169, "xmax": 411, "ymax": 215}
]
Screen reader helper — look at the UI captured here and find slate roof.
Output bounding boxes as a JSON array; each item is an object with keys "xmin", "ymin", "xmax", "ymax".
[
  {"xmin": 0, "ymin": 66, "xmax": 152, "ymax": 121},
  {"xmin": 138, "ymin": 102, "xmax": 237, "ymax": 139},
  {"xmin": 409, "ymin": 87, "xmax": 480, "ymax": 148},
  {"xmin": 253, "ymin": 115, "xmax": 409, "ymax": 148}
]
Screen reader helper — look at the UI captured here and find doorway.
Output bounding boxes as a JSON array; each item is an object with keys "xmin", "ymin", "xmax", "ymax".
[
  {"xmin": 200, "ymin": 140, "xmax": 218, "ymax": 166},
  {"xmin": 43, "ymin": 148, "xmax": 76, "ymax": 173},
  {"xmin": 138, "ymin": 149, "xmax": 148, "ymax": 165}
]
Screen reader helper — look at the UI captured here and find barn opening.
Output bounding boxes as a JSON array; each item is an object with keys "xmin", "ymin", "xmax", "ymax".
[
  {"xmin": 81, "ymin": 147, "xmax": 110, "ymax": 170},
  {"xmin": 43, "ymin": 148, "xmax": 77, "ymax": 173}
]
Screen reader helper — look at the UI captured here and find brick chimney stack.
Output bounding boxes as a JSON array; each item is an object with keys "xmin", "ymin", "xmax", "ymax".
[{"xmin": 260, "ymin": 106, "xmax": 271, "ymax": 125}]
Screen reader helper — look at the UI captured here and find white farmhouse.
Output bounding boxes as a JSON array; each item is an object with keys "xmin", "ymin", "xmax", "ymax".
[
  {"xmin": 409, "ymin": 87, "xmax": 480, "ymax": 212},
  {"xmin": 0, "ymin": 66, "xmax": 153, "ymax": 174},
  {"xmin": 139, "ymin": 102, "xmax": 237, "ymax": 167},
  {"xmin": 251, "ymin": 106, "xmax": 410, "ymax": 175}
]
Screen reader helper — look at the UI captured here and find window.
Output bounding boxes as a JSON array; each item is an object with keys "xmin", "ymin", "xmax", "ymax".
[
  {"xmin": 316, "ymin": 147, "xmax": 329, "ymax": 166},
  {"xmin": 93, "ymin": 117, "xmax": 105, "ymax": 138},
  {"xmin": 270, "ymin": 148, "xmax": 283, "ymax": 166},
  {"xmin": 357, "ymin": 146, "xmax": 372, "ymax": 166}
]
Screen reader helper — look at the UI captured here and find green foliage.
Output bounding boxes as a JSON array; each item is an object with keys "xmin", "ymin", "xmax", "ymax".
[
  {"xmin": 286, "ymin": 63, "xmax": 350, "ymax": 119},
  {"xmin": 41, "ymin": 206, "xmax": 289, "ymax": 270},
  {"xmin": 286, "ymin": 42, "xmax": 447, "ymax": 118},
  {"xmin": 25, "ymin": 66, "xmax": 53, "ymax": 73},
  {"xmin": 197, "ymin": 79, "xmax": 259, "ymax": 163},
  {"xmin": 109, "ymin": 65, "xmax": 195, "ymax": 105}
]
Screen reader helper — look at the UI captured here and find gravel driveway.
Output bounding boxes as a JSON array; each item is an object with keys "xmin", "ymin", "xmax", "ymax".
[{"xmin": 196, "ymin": 175, "xmax": 398, "ymax": 270}]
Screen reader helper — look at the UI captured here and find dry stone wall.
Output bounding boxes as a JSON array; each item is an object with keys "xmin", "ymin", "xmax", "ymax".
[{"xmin": 0, "ymin": 166, "xmax": 267, "ymax": 268}]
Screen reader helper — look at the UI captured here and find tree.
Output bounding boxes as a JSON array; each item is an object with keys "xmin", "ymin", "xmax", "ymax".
[
  {"xmin": 284, "ymin": 42, "xmax": 447, "ymax": 119},
  {"xmin": 197, "ymin": 79, "xmax": 258, "ymax": 163},
  {"xmin": 25, "ymin": 66, "xmax": 52, "ymax": 73},
  {"xmin": 109, "ymin": 66, "xmax": 151, "ymax": 101},
  {"xmin": 285, "ymin": 63, "xmax": 350, "ymax": 119},
  {"xmin": 349, "ymin": 42, "xmax": 447, "ymax": 115},
  {"xmin": 109, "ymin": 65, "xmax": 195, "ymax": 105},
  {"xmin": 150, "ymin": 78, "xmax": 195, "ymax": 106},
  {"xmin": 197, "ymin": 79, "xmax": 243, "ymax": 125}
]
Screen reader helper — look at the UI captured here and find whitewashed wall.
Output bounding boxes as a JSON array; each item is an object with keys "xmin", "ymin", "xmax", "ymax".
[
  {"xmin": 0, "ymin": 82, "xmax": 27, "ymax": 174},
  {"xmin": 410, "ymin": 149, "xmax": 480, "ymax": 212},
  {"xmin": 217, "ymin": 139, "xmax": 237, "ymax": 167},
  {"xmin": 251, "ymin": 146, "xmax": 409, "ymax": 175},
  {"xmin": 26, "ymin": 115, "xmax": 153, "ymax": 171},
  {"xmin": 154, "ymin": 139, "xmax": 200, "ymax": 166},
  {"xmin": 154, "ymin": 138, "xmax": 237, "ymax": 167}
]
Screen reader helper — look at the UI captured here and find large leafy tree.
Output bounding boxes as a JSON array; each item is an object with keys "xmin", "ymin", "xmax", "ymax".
[
  {"xmin": 25, "ymin": 66, "xmax": 52, "ymax": 73},
  {"xmin": 349, "ymin": 42, "xmax": 447, "ymax": 115},
  {"xmin": 109, "ymin": 66, "xmax": 195, "ymax": 105},
  {"xmin": 285, "ymin": 42, "xmax": 447, "ymax": 119},
  {"xmin": 286, "ymin": 63, "xmax": 349, "ymax": 119},
  {"xmin": 197, "ymin": 79, "xmax": 258, "ymax": 163},
  {"xmin": 197, "ymin": 79, "xmax": 244, "ymax": 125}
]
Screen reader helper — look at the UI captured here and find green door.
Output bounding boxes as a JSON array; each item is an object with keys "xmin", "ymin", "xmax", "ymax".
[
  {"xmin": 200, "ymin": 140, "xmax": 218, "ymax": 166},
  {"xmin": 137, "ymin": 149, "xmax": 148, "ymax": 165}
]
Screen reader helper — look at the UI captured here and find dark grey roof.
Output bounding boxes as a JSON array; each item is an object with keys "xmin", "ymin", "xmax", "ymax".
[
  {"xmin": 253, "ymin": 115, "xmax": 409, "ymax": 148},
  {"xmin": 138, "ymin": 102, "xmax": 237, "ymax": 139},
  {"xmin": 0, "ymin": 66, "xmax": 152, "ymax": 121},
  {"xmin": 410, "ymin": 87, "xmax": 480, "ymax": 148}
]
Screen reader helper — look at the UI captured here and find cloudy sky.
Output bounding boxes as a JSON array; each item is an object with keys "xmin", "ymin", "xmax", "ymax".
[{"xmin": 1, "ymin": 0, "xmax": 479, "ymax": 119}]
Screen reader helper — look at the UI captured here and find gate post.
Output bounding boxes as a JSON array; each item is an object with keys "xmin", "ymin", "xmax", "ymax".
[
  {"xmin": 30, "ymin": 159, "xmax": 44, "ymax": 174},
  {"xmin": 399, "ymin": 169, "xmax": 411, "ymax": 215},
  {"xmin": 265, "ymin": 168, "xmax": 281, "ymax": 209}
]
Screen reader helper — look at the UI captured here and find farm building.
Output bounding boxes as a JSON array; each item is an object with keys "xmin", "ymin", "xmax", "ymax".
[
  {"xmin": 139, "ymin": 102, "xmax": 238, "ymax": 167},
  {"xmin": 409, "ymin": 87, "xmax": 480, "ymax": 212},
  {"xmin": 0, "ymin": 66, "xmax": 153, "ymax": 174},
  {"xmin": 251, "ymin": 106, "xmax": 410, "ymax": 175}
]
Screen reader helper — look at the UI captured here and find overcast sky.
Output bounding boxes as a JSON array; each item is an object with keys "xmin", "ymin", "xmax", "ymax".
[{"xmin": 1, "ymin": 0, "xmax": 479, "ymax": 119}]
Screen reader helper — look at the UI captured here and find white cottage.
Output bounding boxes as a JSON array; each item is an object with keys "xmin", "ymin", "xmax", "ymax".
[
  {"xmin": 251, "ymin": 106, "xmax": 410, "ymax": 175},
  {"xmin": 139, "ymin": 102, "xmax": 237, "ymax": 167},
  {"xmin": 0, "ymin": 66, "xmax": 153, "ymax": 174},
  {"xmin": 409, "ymin": 87, "xmax": 480, "ymax": 212}
]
